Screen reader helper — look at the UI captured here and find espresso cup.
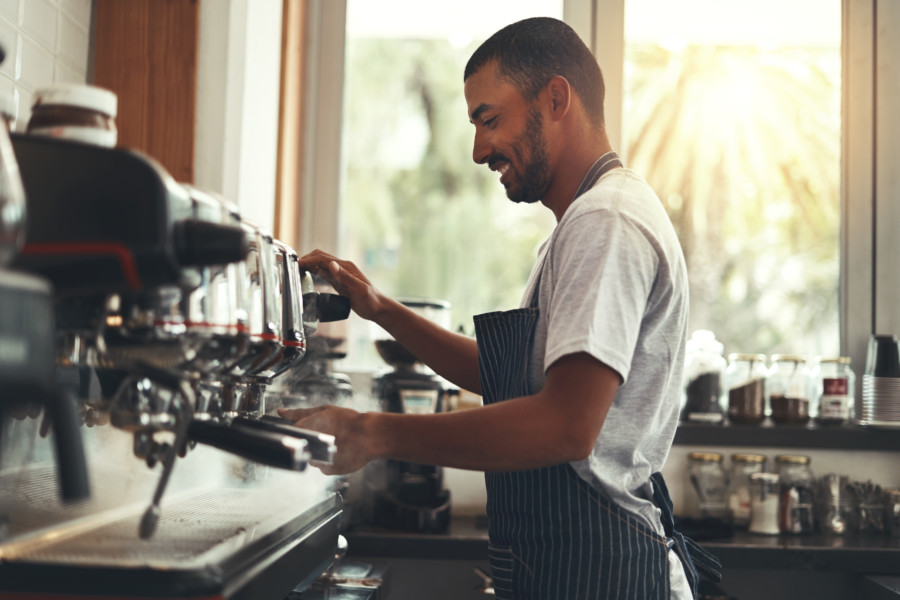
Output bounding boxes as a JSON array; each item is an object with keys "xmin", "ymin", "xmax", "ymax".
[{"xmin": 865, "ymin": 334, "xmax": 900, "ymax": 377}]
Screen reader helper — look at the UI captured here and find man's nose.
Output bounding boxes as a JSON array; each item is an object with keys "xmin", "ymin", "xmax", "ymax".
[{"xmin": 472, "ymin": 130, "xmax": 490, "ymax": 165}]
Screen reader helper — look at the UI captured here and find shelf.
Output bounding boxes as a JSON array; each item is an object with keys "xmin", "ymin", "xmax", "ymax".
[
  {"xmin": 347, "ymin": 517, "xmax": 900, "ymax": 577},
  {"xmin": 674, "ymin": 421, "xmax": 900, "ymax": 451}
]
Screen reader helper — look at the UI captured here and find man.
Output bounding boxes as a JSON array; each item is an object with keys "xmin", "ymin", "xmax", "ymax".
[{"xmin": 286, "ymin": 17, "xmax": 720, "ymax": 599}]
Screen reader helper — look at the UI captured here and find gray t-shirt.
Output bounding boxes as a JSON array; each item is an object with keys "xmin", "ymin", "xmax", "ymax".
[{"xmin": 521, "ymin": 167, "xmax": 689, "ymax": 536}]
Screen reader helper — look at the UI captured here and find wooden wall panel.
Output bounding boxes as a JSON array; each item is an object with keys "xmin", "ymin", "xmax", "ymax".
[
  {"xmin": 93, "ymin": 0, "xmax": 200, "ymax": 183},
  {"xmin": 274, "ymin": 0, "xmax": 307, "ymax": 247}
]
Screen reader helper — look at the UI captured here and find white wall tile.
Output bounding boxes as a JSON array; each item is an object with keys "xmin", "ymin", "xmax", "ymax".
[
  {"xmin": 59, "ymin": 0, "xmax": 89, "ymax": 31},
  {"xmin": 0, "ymin": 19, "xmax": 17, "ymax": 78},
  {"xmin": 0, "ymin": 0, "xmax": 87, "ymax": 123},
  {"xmin": 56, "ymin": 11, "xmax": 86, "ymax": 70},
  {"xmin": 18, "ymin": 33, "xmax": 53, "ymax": 91},
  {"xmin": 54, "ymin": 56, "xmax": 82, "ymax": 84},
  {"xmin": 15, "ymin": 84, "xmax": 31, "ymax": 132},
  {"xmin": 21, "ymin": 0, "xmax": 56, "ymax": 53},
  {"xmin": 0, "ymin": 0, "xmax": 19, "ymax": 26}
]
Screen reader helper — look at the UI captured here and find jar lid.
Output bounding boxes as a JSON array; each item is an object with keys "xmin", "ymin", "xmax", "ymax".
[
  {"xmin": 32, "ymin": 85, "xmax": 117, "ymax": 118},
  {"xmin": 732, "ymin": 453, "xmax": 766, "ymax": 463},
  {"xmin": 770, "ymin": 354, "xmax": 807, "ymax": 364},
  {"xmin": 750, "ymin": 472, "xmax": 780, "ymax": 483},
  {"xmin": 728, "ymin": 353, "xmax": 767, "ymax": 362},
  {"xmin": 775, "ymin": 454, "xmax": 810, "ymax": 465},
  {"xmin": 688, "ymin": 451, "xmax": 723, "ymax": 462},
  {"xmin": 687, "ymin": 329, "xmax": 724, "ymax": 354},
  {"xmin": 815, "ymin": 356, "xmax": 851, "ymax": 365}
]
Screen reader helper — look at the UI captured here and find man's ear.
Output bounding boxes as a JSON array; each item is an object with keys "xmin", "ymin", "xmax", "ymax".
[{"xmin": 546, "ymin": 76, "xmax": 571, "ymax": 121}]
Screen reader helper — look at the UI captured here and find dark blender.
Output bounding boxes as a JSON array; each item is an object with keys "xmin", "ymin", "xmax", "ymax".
[{"xmin": 366, "ymin": 299, "xmax": 452, "ymax": 532}]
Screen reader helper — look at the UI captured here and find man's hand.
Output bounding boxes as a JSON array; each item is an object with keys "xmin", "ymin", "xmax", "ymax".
[
  {"xmin": 278, "ymin": 405, "xmax": 374, "ymax": 475},
  {"xmin": 297, "ymin": 250, "xmax": 385, "ymax": 322}
]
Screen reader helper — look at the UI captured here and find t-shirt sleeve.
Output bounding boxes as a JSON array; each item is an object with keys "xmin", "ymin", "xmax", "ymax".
[{"xmin": 543, "ymin": 209, "xmax": 659, "ymax": 383}]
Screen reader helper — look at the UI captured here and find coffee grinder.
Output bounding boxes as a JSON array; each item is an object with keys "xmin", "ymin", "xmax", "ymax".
[{"xmin": 366, "ymin": 299, "xmax": 451, "ymax": 533}]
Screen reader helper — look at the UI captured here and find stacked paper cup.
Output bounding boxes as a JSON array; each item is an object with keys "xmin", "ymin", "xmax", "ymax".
[{"xmin": 859, "ymin": 334, "xmax": 900, "ymax": 427}]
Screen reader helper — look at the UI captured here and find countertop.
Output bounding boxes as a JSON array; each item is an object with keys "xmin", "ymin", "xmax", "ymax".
[
  {"xmin": 863, "ymin": 576, "xmax": 900, "ymax": 600},
  {"xmin": 346, "ymin": 515, "xmax": 900, "ymax": 574},
  {"xmin": 346, "ymin": 515, "xmax": 490, "ymax": 561}
]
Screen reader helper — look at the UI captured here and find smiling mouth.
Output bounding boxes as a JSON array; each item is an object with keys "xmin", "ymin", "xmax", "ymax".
[{"xmin": 490, "ymin": 161, "xmax": 512, "ymax": 187}]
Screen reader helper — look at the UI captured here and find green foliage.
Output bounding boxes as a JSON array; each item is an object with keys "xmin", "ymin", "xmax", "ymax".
[{"xmin": 625, "ymin": 43, "xmax": 841, "ymax": 357}]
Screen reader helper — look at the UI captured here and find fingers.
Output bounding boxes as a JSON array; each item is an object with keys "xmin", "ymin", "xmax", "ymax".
[
  {"xmin": 277, "ymin": 406, "xmax": 327, "ymax": 423},
  {"xmin": 275, "ymin": 406, "xmax": 363, "ymax": 475},
  {"xmin": 297, "ymin": 251, "xmax": 353, "ymax": 293},
  {"xmin": 321, "ymin": 261, "xmax": 351, "ymax": 297},
  {"xmin": 309, "ymin": 459, "xmax": 338, "ymax": 476},
  {"xmin": 297, "ymin": 249, "xmax": 340, "ymax": 275}
]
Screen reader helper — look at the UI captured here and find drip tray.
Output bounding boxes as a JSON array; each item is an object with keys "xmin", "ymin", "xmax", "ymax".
[{"xmin": 0, "ymin": 471, "xmax": 342, "ymax": 599}]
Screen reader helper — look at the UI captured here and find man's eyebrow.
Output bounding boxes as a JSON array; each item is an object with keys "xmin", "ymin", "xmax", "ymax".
[{"xmin": 470, "ymin": 103, "xmax": 492, "ymax": 124}]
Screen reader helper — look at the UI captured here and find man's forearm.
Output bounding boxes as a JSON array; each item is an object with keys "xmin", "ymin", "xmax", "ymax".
[
  {"xmin": 374, "ymin": 297, "xmax": 482, "ymax": 393},
  {"xmin": 364, "ymin": 394, "xmax": 590, "ymax": 472}
]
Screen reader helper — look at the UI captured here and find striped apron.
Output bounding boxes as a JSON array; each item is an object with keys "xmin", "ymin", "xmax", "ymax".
[{"xmin": 472, "ymin": 153, "xmax": 720, "ymax": 599}]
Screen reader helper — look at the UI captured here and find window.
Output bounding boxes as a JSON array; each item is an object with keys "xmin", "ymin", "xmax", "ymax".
[
  {"xmin": 337, "ymin": 0, "xmax": 562, "ymax": 368},
  {"xmin": 623, "ymin": 0, "xmax": 842, "ymax": 357}
]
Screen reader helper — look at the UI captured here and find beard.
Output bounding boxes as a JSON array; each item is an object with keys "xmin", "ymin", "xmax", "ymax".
[{"xmin": 506, "ymin": 107, "xmax": 551, "ymax": 204}]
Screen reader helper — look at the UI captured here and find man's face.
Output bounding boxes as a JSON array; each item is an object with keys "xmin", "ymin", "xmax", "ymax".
[{"xmin": 464, "ymin": 61, "xmax": 551, "ymax": 204}]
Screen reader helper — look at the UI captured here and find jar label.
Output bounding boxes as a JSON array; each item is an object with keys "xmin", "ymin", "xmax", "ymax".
[
  {"xmin": 822, "ymin": 377, "xmax": 848, "ymax": 395},
  {"xmin": 29, "ymin": 125, "xmax": 117, "ymax": 148},
  {"xmin": 819, "ymin": 395, "xmax": 849, "ymax": 419}
]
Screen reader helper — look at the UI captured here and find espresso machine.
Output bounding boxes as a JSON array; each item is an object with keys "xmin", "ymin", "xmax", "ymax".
[
  {"xmin": 0, "ymin": 132, "xmax": 356, "ymax": 600},
  {"xmin": 366, "ymin": 299, "xmax": 452, "ymax": 533}
]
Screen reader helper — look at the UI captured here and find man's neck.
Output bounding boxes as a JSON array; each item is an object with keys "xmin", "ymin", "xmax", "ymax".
[{"xmin": 543, "ymin": 142, "xmax": 615, "ymax": 222}]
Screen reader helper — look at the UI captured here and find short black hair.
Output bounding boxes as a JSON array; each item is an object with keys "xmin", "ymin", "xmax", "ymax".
[{"xmin": 464, "ymin": 17, "xmax": 606, "ymax": 128}]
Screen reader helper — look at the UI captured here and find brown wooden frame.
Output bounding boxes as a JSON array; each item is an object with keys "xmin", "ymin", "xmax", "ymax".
[{"xmin": 93, "ymin": 0, "xmax": 200, "ymax": 184}]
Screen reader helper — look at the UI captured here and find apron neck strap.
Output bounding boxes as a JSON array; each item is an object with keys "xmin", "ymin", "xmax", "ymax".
[
  {"xmin": 573, "ymin": 151, "xmax": 623, "ymax": 201},
  {"xmin": 528, "ymin": 151, "xmax": 623, "ymax": 308}
]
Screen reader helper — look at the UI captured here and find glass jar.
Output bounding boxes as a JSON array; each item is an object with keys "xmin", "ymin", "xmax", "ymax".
[
  {"xmin": 810, "ymin": 357, "xmax": 855, "ymax": 425},
  {"xmin": 687, "ymin": 451, "xmax": 728, "ymax": 520},
  {"xmin": 749, "ymin": 472, "xmax": 781, "ymax": 535},
  {"xmin": 680, "ymin": 330, "xmax": 727, "ymax": 424},
  {"xmin": 27, "ymin": 84, "xmax": 118, "ymax": 147},
  {"xmin": 886, "ymin": 489, "xmax": 900, "ymax": 538},
  {"xmin": 727, "ymin": 453, "xmax": 767, "ymax": 527},
  {"xmin": 817, "ymin": 473, "xmax": 852, "ymax": 535},
  {"xmin": 767, "ymin": 354, "xmax": 811, "ymax": 425},
  {"xmin": 726, "ymin": 354, "xmax": 768, "ymax": 424},
  {"xmin": 775, "ymin": 455, "xmax": 815, "ymax": 534}
]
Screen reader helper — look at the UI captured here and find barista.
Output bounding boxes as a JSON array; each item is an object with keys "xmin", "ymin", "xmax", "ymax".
[{"xmin": 284, "ymin": 17, "xmax": 720, "ymax": 600}]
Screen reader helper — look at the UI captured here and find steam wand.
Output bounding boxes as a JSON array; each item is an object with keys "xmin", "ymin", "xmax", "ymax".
[
  {"xmin": 138, "ymin": 375, "xmax": 194, "ymax": 540},
  {"xmin": 109, "ymin": 360, "xmax": 195, "ymax": 540}
]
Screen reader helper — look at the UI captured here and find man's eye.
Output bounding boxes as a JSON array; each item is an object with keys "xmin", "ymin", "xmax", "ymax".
[{"xmin": 483, "ymin": 117, "xmax": 497, "ymax": 128}]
